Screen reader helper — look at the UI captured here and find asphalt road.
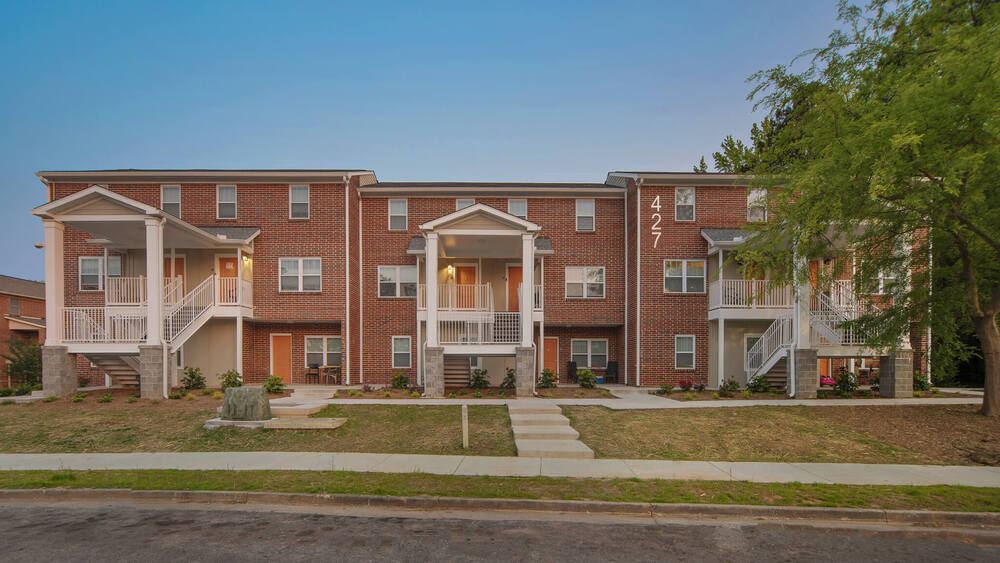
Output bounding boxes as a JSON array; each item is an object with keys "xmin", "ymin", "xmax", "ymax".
[{"xmin": 2, "ymin": 501, "xmax": 998, "ymax": 562}]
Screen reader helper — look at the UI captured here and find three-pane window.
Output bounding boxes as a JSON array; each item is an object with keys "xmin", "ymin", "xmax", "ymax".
[
  {"xmin": 388, "ymin": 199, "xmax": 407, "ymax": 230},
  {"xmin": 217, "ymin": 185, "xmax": 237, "ymax": 219},
  {"xmin": 392, "ymin": 336, "xmax": 411, "ymax": 368},
  {"xmin": 161, "ymin": 186, "xmax": 181, "ymax": 217},
  {"xmin": 675, "ymin": 187, "xmax": 695, "ymax": 221},
  {"xmin": 571, "ymin": 339, "xmax": 608, "ymax": 369},
  {"xmin": 565, "ymin": 266, "xmax": 605, "ymax": 298},
  {"xmin": 675, "ymin": 335, "xmax": 695, "ymax": 369},
  {"xmin": 290, "ymin": 185, "xmax": 309, "ymax": 219},
  {"xmin": 576, "ymin": 199, "xmax": 595, "ymax": 231},
  {"xmin": 379, "ymin": 265, "xmax": 418, "ymax": 297},
  {"xmin": 508, "ymin": 199, "xmax": 527, "ymax": 219},
  {"xmin": 305, "ymin": 336, "xmax": 341, "ymax": 368},
  {"xmin": 664, "ymin": 260, "xmax": 705, "ymax": 293},
  {"xmin": 279, "ymin": 258, "xmax": 321, "ymax": 292}
]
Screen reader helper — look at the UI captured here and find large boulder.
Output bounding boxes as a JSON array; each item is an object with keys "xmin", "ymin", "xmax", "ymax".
[{"xmin": 220, "ymin": 387, "xmax": 272, "ymax": 421}]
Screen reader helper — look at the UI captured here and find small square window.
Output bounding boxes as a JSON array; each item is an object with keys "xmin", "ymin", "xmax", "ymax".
[
  {"xmin": 565, "ymin": 266, "xmax": 605, "ymax": 299},
  {"xmin": 508, "ymin": 199, "xmax": 527, "ymax": 219},
  {"xmin": 290, "ymin": 185, "xmax": 309, "ymax": 219},
  {"xmin": 217, "ymin": 185, "xmax": 237, "ymax": 219},
  {"xmin": 379, "ymin": 266, "xmax": 417, "ymax": 297},
  {"xmin": 664, "ymin": 259, "xmax": 706, "ymax": 294},
  {"xmin": 571, "ymin": 339, "xmax": 609, "ymax": 369},
  {"xmin": 279, "ymin": 258, "xmax": 321, "ymax": 292}
]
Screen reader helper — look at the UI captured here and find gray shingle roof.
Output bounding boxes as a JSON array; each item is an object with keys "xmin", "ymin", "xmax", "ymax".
[
  {"xmin": 197, "ymin": 226, "xmax": 261, "ymax": 241},
  {"xmin": 0, "ymin": 275, "xmax": 45, "ymax": 300},
  {"xmin": 701, "ymin": 228, "xmax": 749, "ymax": 244}
]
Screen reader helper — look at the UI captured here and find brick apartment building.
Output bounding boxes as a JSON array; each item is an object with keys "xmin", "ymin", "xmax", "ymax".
[
  {"xmin": 32, "ymin": 169, "xmax": 926, "ymax": 399},
  {"xmin": 0, "ymin": 275, "xmax": 45, "ymax": 387}
]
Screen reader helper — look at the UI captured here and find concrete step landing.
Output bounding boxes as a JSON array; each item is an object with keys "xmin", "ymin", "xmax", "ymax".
[
  {"xmin": 514, "ymin": 439, "xmax": 595, "ymax": 459},
  {"xmin": 508, "ymin": 405, "xmax": 594, "ymax": 459},
  {"xmin": 509, "ymin": 414, "xmax": 571, "ymax": 427},
  {"xmin": 512, "ymin": 425, "xmax": 580, "ymax": 440}
]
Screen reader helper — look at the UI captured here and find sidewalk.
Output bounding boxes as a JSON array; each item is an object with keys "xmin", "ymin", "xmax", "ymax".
[{"xmin": 2, "ymin": 452, "xmax": 998, "ymax": 487}]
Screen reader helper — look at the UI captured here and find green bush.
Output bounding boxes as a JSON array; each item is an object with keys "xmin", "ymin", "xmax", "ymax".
[
  {"xmin": 833, "ymin": 371, "xmax": 859, "ymax": 395},
  {"xmin": 391, "ymin": 370, "xmax": 409, "ymax": 389},
  {"xmin": 212, "ymin": 391, "xmax": 223, "ymax": 400},
  {"xmin": 202, "ymin": 388, "xmax": 212, "ymax": 395},
  {"xmin": 71, "ymin": 392, "xmax": 86, "ymax": 403},
  {"xmin": 126, "ymin": 396, "xmax": 138, "ymax": 404},
  {"xmin": 657, "ymin": 383, "xmax": 673, "ymax": 395},
  {"xmin": 1, "ymin": 337, "xmax": 41, "ymax": 387},
  {"xmin": 263, "ymin": 374, "xmax": 285, "ymax": 394},
  {"xmin": 740, "ymin": 390, "xmax": 751, "ymax": 398},
  {"xmin": 0, "ymin": 387, "xmax": 11, "ymax": 397},
  {"xmin": 746, "ymin": 375, "xmax": 770, "ymax": 393},
  {"xmin": 97, "ymin": 392, "xmax": 112, "ymax": 403},
  {"xmin": 181, "ymin": 367, "xmax": 206, "ymax": 390},
  {"xmin": 718, "ymin": 379, "xmax": 740, "ymax": 398},
  {"xmin": 537, "ymin": 369, "xmax": 557, "ymax": 389},
  {"xmin": 913, "ymin": 373, "xmax": 931, "ymax": 392},
  {"xmin": 469, "ymin": 368, "xmax": 490, "ymax": 389},
  {"xmin": 167, "ymin": 392, "xmax": 182, "ymax": 400},
  {"xmin": 43, "ymin": 396, "xmax": 58, "ymax": 403},
  {"xmin": 500, "ymin": 368, "xmax": 516, "ymax": 390},
  {"xmin": 15, "ymin": 382, "xmax": 40, "ymax": 396},
  {"xmin": 219, "ymin": 369, "xmax": 242, "ymax": 390},
  {"xmin": 411, "ymin": 391, "xmax": 420, "ymax": 398},
  {"xmin": 577, "ymin": 369, "xmax": 596, "ymax": 389},
  {"xmin": 473, "ymin": 391, "xmax": 482, "ymax": 398}
]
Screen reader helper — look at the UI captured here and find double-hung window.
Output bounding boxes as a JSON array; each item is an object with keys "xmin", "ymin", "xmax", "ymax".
[
  {"xmin": 664, "ymin": 259, "xmax": 705, "ymax": 293},
  {"xmin": 565, "ymin": 266, "xmax": 605, "ymax": 298},
  {"xmin": 305, "ymin": 336, "xmax": 341, "ymax": 368},
  {"xmin": 392, "ymin": 336, "xmax": 411, "ymax": 368},
  {"xmin": 675, "ymin": 335, "xmax": 695, "ymax": 369},
  {"xmin": 508, "ymin": 199, "xmax": 527, "ymax": 219},
  {"xmin": 279, "ymin": 258, "xmax": 322, "ymax": 292},
  {"xmin": 161, "ymin": 185, "xmax": 181, "ymax": 217},
  {"xmin": 378, "ymin": 265, "xmax": 418, "ymax": 297},
  {"xmin": 388, "ymin": 199, "xmax": 407, "ymax": 230},
  {"xmin": 456, "ymin": 198, "xmax": 475, "ymax": 210},
  {"xmin": 571, "ymin": 339, "xmax": 608, "ymax": 369},
  {"xmin": 675, "ymin": 187, "xmax": 695, "ymax": 221},
  {"xmin": 217, "ymin": 185, "xmax": 237, "ymax": 219},
  {"xmin": 9, "ymin": 297, "xmax": 19, "ymax": 316},
  {"xmin": 289, "ymin": 185, "xmax": 309, "ymax": 219},
  {"xmin": 747, "ymin": 188, "xmax": 767, "ymax": 222},
  {"xmin": 79, "ymin": 257, "xmax": 104, "ymax": 291},
  {"xmin": 576, "ymin": 199, "xmax": 595, "ymax": 231}
]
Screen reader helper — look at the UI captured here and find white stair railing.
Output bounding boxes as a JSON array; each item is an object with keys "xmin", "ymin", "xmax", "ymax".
[
  {"xmin": 745, "ymin": 316, "xmax": 793, "ymax": 378},
  {"xmin": 810, "ymin": 291, "xmax": 873, "ymax": 345},
  {"xmin": 163, "ymin": 277, "xmax": 184, "ymax": 307},
  {"xmin": 163, "ymin": 275, "xmax": 215, "ymax": 343}
]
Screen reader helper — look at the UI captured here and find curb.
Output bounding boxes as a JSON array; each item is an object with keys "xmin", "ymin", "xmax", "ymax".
[{"xmin": 1, "ymin": 488, "xmax": 998, "ymax": 529}]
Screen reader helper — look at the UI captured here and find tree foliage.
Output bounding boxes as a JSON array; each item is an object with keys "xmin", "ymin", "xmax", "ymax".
[
  {"xmin": 2, "ymin": 337, "xmax": 42, "ymax": 387},
  {"xmin": 729, "ymin": 0, "xmax": 1000, "ymax": 414}
]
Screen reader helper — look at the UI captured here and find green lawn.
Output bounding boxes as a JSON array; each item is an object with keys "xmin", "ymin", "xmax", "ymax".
[{"xmin": 1, "ymin": 470, "xmax": 998, "ymax": 512}]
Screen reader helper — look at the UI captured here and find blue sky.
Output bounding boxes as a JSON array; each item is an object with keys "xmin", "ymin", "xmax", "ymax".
[{"xmin": 0, "ymin": 0, "xmax": 839, "ymax": 280}]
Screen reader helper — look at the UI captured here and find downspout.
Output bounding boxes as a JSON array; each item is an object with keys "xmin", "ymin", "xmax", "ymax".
[
  {"xmin": 623, "ymin": 185, "xmax": 629, "ymax": 385},
  {"xmin": 359, "ymin": 196, "xmax": 364, "ymax": 384},
  {"xmin": 789, "ymin": 244, "xmax": 798, "ymax": 398},
  {"xmin": 926, "ymin": 231, "xmax": 933, "ymax": 382},
  {"xmin": 635, "ymin": 179, "xmax": 642, "ymax": 387},
  {"xmin": 344, "ymin": 175, "xmax": 351, "ymax": 384}
]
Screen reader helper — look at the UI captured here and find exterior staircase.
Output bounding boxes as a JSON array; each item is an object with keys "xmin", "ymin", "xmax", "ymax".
[
  {"xmin": 509, "ymin": 402, "xmax": 594, "ymax": 459},
  {"xmin": 444, "ymin": 355, "xmax": 471, "ymax": 387},
  {"xmin": 745, "ymin": 315, "xmax": 793, "ymax": 388},
  {"xmin": 85, "ymin": 355, "xmax": 141, "ymax": 388}
]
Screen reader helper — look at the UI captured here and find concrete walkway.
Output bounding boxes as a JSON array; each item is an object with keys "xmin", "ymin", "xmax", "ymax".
[{"xmin": 1, "ymin": 452, "xmax": 998, "ymax": 487}]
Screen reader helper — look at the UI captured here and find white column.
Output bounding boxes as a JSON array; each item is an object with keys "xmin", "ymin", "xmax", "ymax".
[
  {"xmin": 718, "ymin": 318, "xmax": 726, "ymax": 387},
  {"xmin": 425, "ymin": 233, "xmax": 439, "ymax": 347},
  {"xmin": 539, "ymin": 321, "xmax": 545, "ymax": 377},
  {"xmin": 144, "ymin": 217, "xmax": 164, "ymax": 345},
  {"xmin": 235, "ymin": 316, "xmax": 243, "ymax": 374},
  {"xmin": 793, "ymin": 248, "xmax": 810, "ymax": 349},
  {"xmin": 520, "ymin": 233, "xmax": 534, "ymax": 347},
  {"xmin": 42, "ymin": 220, "xmax": 65, "ymax": 346}
]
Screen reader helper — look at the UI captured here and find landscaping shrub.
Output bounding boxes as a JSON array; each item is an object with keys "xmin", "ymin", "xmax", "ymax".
[
  {"xmin": 391, "ymin": 370, "xmax": 409, "ymax": 389},
  {"xmin": 77, "ymin": 376, "xmax": 90, "ymax": 388},
  {"xmin": 202, "ymin": 388, "xmax": 212, "ymax": 395},
  {"xmin": 14, "ymin": 382, "xmax": 39, "ymax": 396},
  {"xmin": 718, "ymin": 379, "xmax": 740, "ymax": 398},
  {"xmin": 219, "ymin": 369, "xmax": 242, "ymax": 390},
  {"xmin": 263, "ymin": 374, "xmax": 285, "ymax": 394},
  {"xmin": 577, "ymin": 369, "xmax": 596, "ymax": 389},
  {"xmin": 71, "ymin": 392, "xmax": 86, "ymax": 403},
  {"xmin": 1, "ymin": 337, "xmax": 41, "ymax": 387},
  {"xmin": 913, "ymin": 373, "xmax": 931, "ymax": 392},
  {"xmin": 212, "ymin": 391, "xmax": 223, "ymax": 400},
  {"xmin": 97, "ymin": 392, "xmax": 112, "ymax": 403},
  {"xmin": 746, "ymin": 375, "xmax": 770, "ymax": 393},
  {"xmin": 181, "ymin": 367, "xmax": 206, "ymax": 390},
  {"xmin": 469, "ymin": 369, "xmax": 490, "ymax": 389},
  {"xmin": 740, "ymin": 390, "xmax": 751, "ymax": 398},
  {"xmin": 500, "ymin": 368, "xmax": 516, "ymax": 390},
  {"xmin": 411, "ymin": 391, "xmax": 420, "ymax": 398},
  {"xmin": 167, "ymin": 392, "xmax": 182, "ymax": 400},
  {"xmin": 473, "ymin": 391, "xmax": 482, "ymax": 398},
  {"xmin": 537, "ymin": 369, "xmax": 556, "ymax": 389},
  {"xmin": 0, "ymin": 388, "xmax": 11, "ymax": 397},
  {"xmin": 712, "ymin": 392, "xmax": 719, "ymax": 399},
  {"xmin": 677, "ymin": 380, "xmax": 693, "ymax": 391},
  {"xmin": 656, "ymin": 383, "xmax": 672, "ymax": 395},
  {"xmin": 126, "ymin": 396, "xmax": 138, "ymax": 403},
  {"xmin": 693, "ymin": 383, "xmax": 706, "ymax": 392},
  {"xmin": 833, "ymin": 371, "xmax": 858, "ymax": 395},
  {"xmin": 43, "ymin": 396, "xmax": 58, "ymax": 403}
]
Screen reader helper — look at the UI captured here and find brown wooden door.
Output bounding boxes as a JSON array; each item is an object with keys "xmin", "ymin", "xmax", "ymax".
[
  {"xmin": 818, "ymin": 358, "xmax": 831, "ymax": 379},
  {"xmin": 218, "ymin": 257, "xmax": 238, "ymax": 303},
  {"xmin": 507, "ymin": 266, "xmax": 522, "ymax": 312},
  {"xmin": 271, "ymin": 334, "xmax": 291, "ymax": 383},
  {"xmin": 543, "ymin": 337, "xmax": 558, "ymax": 375},
  {"xmin": 456, "ymin": 266, "xmax": 477, "ymax": 308}
]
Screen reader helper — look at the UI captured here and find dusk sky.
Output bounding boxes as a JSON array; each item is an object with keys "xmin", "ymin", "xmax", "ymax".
[{"xmin": 0, "ymin": 1, "xmax": 838, "ymax": 280}]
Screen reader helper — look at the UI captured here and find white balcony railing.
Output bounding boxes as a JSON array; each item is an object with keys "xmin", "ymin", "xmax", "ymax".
[
  {"xmin": 709, "ymin": 279, "xmax": 793, "ymax": 310},
  {"xmin": 418, "ymin": 283, "xmax": 493, "ymax": 311},
  {"xmin": 438, "ymin": 312, "xmax": 520, "ymax": 345},
  {"xmin": 163, "ymin": 276, "xmax": 184, "ymax": 305},
  {"xmin": 105, "ymin": 277, "xmax": 146, "ymax": 305},
  {"xmin": 534, "ymin": 284, "xmax": 543, "ymax": 310},
  {"xmin": 63, "ymin": 306, "xmax": 147, "ymax": 343}
]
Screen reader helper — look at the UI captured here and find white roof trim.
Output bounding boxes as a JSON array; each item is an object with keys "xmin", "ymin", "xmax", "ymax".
[
  {"xmin": 418, "ymin": 203, "xmax": 541, "ymax": 232},
  {"xmin": 701, "ymin": 230, "xmax": 750, "ymax": 247},
  {"xmin": 32, "ymin": 185, "xmax": 161, "ymax": 217},
  {"xmin": 5, "ymin": 316, "xmax": 45, "ymax": 330}
]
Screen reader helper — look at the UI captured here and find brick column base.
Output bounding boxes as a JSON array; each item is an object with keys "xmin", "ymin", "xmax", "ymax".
[
  {"xmin": 515, "ymin": 347, "xmax": 535, "ymax": 397},
  {"xmin": 792, "ymin": 349, "xmax": 818, "ymax": 399},
  {"xmin": 424, "ymin": 346, "xmax": 444, "ymax": 398},
  {"xmin": 879, "ymin": 350, "xmax": 913, "ymax": 398},
  {"xmin": 42, "ymin": 345, "xmax": 78, "ymax": 397},
  {"xmin": 138, "ymin": 345, "xmax": 165, "ymax": 400}
]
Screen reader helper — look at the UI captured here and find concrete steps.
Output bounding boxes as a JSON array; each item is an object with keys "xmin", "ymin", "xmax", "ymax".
[{"xmin": 508, "ymin": 403, "xmax": 594, "ymax": 459}]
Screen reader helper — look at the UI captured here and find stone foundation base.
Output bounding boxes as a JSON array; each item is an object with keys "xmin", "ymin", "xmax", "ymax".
[
  {"xmin": 42, "ymin": 345, "xmax": 77, "ymax": 397},
  {"xmin": 424, "ymin": 346, "xmax": 444, "ymax": 398},
  {"xmin": 515, "ymin": 347, "xmax": 535, "ymax": 397},
  {"xmin": 792, "ymin": 349, "xmax": 818, "ymax": 399},
  {"xmin": 138, "ymin": 345, "xmax": 165, "ymax": 400},
  {"xmin": 879, "ymin": 351, "xmax": 914, "ymax": 398}
]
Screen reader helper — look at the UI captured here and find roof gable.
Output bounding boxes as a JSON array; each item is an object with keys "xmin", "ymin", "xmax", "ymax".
[{"xmin": 419, "ymin": 203, "xmax": 540, "ymax": 232}]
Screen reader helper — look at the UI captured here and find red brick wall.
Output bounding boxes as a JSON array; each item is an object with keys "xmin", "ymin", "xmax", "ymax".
[
  {"xmin": 242, "ymin": 321, "xmax": 341, "ymax": 385},
  {"xmin": 542, "ymin": 325, "xmax": 623, "ymax": 384},
  {"xmin": 625, "ymin": 179, "xmax": 639, "ymax": 385},
  {"xmin": 0, "ymin": 293, "xmax": 46, "ymax": 387}
]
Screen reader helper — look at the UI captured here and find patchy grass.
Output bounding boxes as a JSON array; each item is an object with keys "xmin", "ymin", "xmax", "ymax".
[
  {"xmin": 0, "ymin": 470, "xmax": 997, "ymax": 512},
  {"xmin": 0, "ymin": 390, "xmax": 514, "ymax": 456},
  {"xmin": 563, "ymin": 404, "xmax": 1000, "ymax": 466}
]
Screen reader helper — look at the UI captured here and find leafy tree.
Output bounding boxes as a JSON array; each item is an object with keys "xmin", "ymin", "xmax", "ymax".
[
  {"xmin": 2, "ymin": 337, "xmax": 42, "ymax": 387},
  {"xmin": 733, "ymin": 0, "xmax": 1000, "ymax": 415},
  {"xmin": 693, "ymin": 156, "xmax": 709, "ymax": 173}
]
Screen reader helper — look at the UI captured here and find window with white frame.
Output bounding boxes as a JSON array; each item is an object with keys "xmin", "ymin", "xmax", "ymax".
[
  {"xmin": 217, "ymin": 185, "xmax": 237, "ymax": 219},
  {"xmin": 456, "ymin": 198, "xmax": 475, "ymax": 210},
  {"xmin": 378, "ymin": 265, "xmax": 418, "ymax": 297},
  {"xmin": 747, "ymin": 188, "xmax": 767, "ymax": 222},
  {"xmin": 571, "ymin": 339, "xmax": 608, "ymax": 369},
  {"xmin": 388, "ymin": 199, "xmax": 407, "ymax": 230},
  {"xmin": 576, "ymin": 199, "xmax": 595, "ymax": 231},
  {"xmin": 675, "ymin": 187, "xmax": 695, "ymax": 221},
  {"xmin": 664, "ymin": 259, "xmax": 706, "ymax": 293},
  {"xmin": 289, "ymin": 185, "xmax": 309, "ymax": 219},
  {"xmin": 79, "ymin": 257, "xmax": 103, "ymax": 291},
  {"xmin": 305, "ymin": 336, "xmax": 341, "ymax": 368},
  {"xmin": 508, "ymin": 199, "xmax": 527, "ymax": 219},
  {"xmin": 161, "ymin": 185, "xmax": 180, "ymax": 217},
  {"xmin": 565, "ymin": 266, "xmax": 605, "ymax": 298},
  {"xmin": 9, "ymin": 297, "xmax": 19, "ymax": 316},
  {"xmin": 392, "ymin": 336, "xmax": 411, "ymax": 368},
  {"xmin": 279, "ymin": 258, "xmax": 321, "ymax": 292},
  {"xmin": 675, "ymin": 335, "xmax": 695, "ymax": 369}
]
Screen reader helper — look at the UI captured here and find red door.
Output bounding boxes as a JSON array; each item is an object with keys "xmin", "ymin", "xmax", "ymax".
[
  {"xmin": 543, "ymin": 338, "xmax": 558, "ymax": 375},
  {"xmin": 271, "ymin": 334, "xmax": 291, "ymax": 383},
  {"xmin": 507, "ymin": 266, "xmax": 522, "ymax": 312}
]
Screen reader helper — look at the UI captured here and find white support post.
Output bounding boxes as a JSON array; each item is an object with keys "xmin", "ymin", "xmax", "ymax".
[
  {"xmin": 425, "ymin": 233, "xmax": 439, "ymax": 347},
  {"xmin": 42, "ymin": 220, "xmax": 65, "ymax": 345},
  {"xmin": 235, "ymin": 315, "xmax": 243, "ymax": 374},
  {"xmin": 793, "ymin": 249, "xmax": 810, "ymax": 349},
  {"xmin": 539, "ymin": 321, "xmax": 545, "ymax": 378},
  {"xmin": 144, "ymin": 217, "xmax": 164, "ymax": 345},
  {"xmin": 718, "ymin": 318, "xmax": 725, "ymax": 387},
  {"xmin": 520, "ymin": 234, "xmax": 534, "ymax": 347}
]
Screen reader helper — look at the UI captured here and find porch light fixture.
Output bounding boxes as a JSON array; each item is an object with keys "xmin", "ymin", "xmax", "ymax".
[{"xmin": 446, "ymin": 264, "xmax": 454, "ymax": 275}]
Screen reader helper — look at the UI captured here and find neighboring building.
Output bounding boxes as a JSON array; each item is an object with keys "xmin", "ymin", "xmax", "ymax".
[
  {"xmin": 0, "ymin": 275, "xmax": 46, "ymax": 387},
  {"xmin": 31, "ymin": 169, "xmax": 926, "ymax": 399}
]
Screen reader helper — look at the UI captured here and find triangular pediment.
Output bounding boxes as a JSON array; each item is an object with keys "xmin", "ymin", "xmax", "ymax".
[{"xmin": 419, "ymin": 203, "xmax": 540, "ymax": 232}]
